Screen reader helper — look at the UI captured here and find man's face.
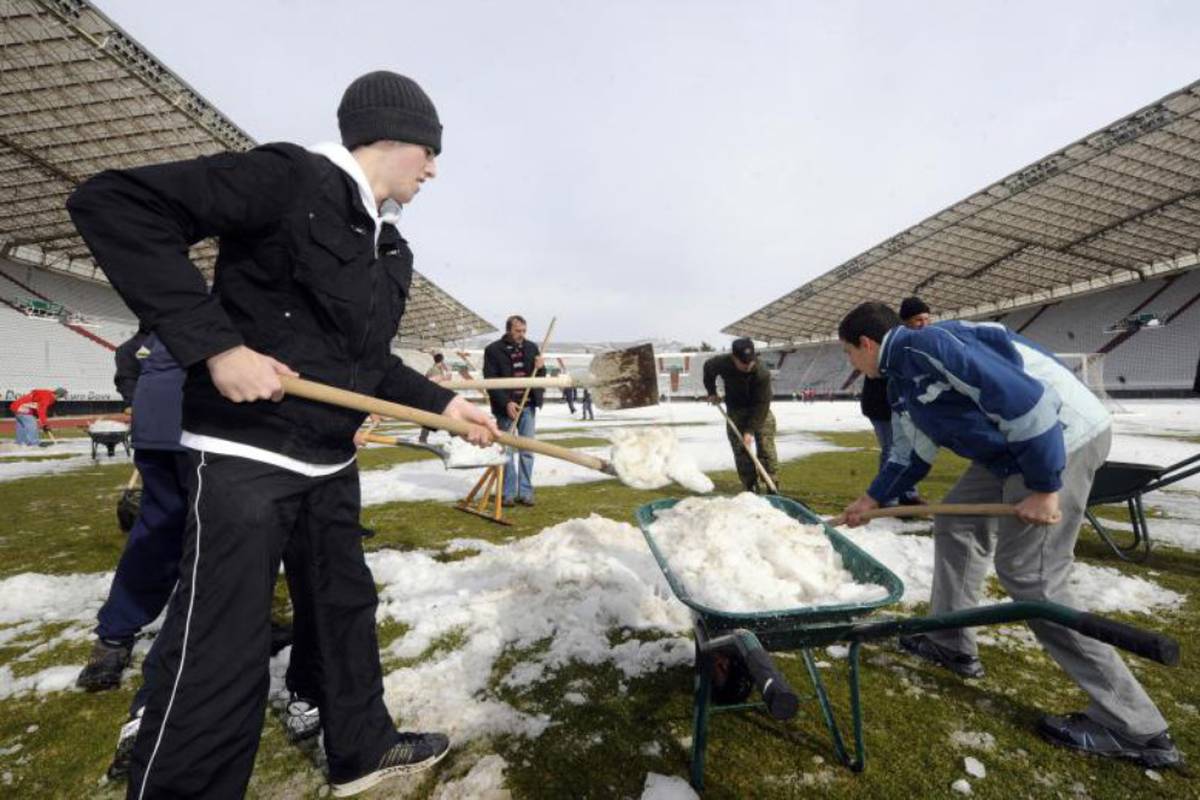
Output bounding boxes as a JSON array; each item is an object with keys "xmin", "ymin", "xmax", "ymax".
[
  {"xmin": 904, "ymin": 313, "xmax": 932, "ymax": 329},
  {"xmin": 384, "ymin": 142, "xmax": 437, "ymax": 204},
  {"xmin": 733, "ymin": 355, "xmax": 756, "ymax": 373},
  {"xmin": 842, "ymin": 336, "xmax": 880, "ymax": 378},
  {"xmin": 508, "ymin": 321, "xmax": 527, "ymax": 344}
]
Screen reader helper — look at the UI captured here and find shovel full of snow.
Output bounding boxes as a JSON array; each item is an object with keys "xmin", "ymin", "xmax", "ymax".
[
  {"xmin": 439, "ymin": 343, "xmax": 659, "ymax": 410},
  {"xmin": 280, "ymin": 376, "xmax": 619, "ymax": 476}
]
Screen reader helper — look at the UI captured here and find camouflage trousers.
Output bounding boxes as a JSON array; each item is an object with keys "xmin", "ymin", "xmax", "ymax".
[{"xmin": 724, "ymin": 408, "xmax": 778, "ymax": 493}]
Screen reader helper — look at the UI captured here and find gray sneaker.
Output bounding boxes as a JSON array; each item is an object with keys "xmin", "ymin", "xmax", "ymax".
[
  {"xmin": 898, "ymin": 634, "xmax": 985, "ymax": 679},
  {"xmin": 330, "ymin": 732, "xmax": 450, "ymax": 797},
  {"xmin": 1039, "ymin": 713, "xmax": 1184, "ymax": 769}
]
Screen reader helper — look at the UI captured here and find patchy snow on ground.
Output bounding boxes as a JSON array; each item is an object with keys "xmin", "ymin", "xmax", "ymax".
[
  {"xmin": 430, "ymin": 754, "xmax": 511, "ymax": 800},
  {"xmin": 368, "ymin": 515, "xmax": 693, "ymax": 742},
  {"xmin": 646, "ymin": 494, "xmax": 887, "ymax": 611},
  {"xmin": 842, "ymin": 519, "xmax": 1185, "ymax": 613},
  {"xmin": 640, "ymin": 772, "xmax": 700, "ymax": 800}
]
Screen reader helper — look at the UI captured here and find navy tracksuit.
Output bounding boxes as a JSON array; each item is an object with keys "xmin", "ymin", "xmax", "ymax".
[{"xmin": 96, "ymin": 336, "xmax": 189, "ymax": 647}]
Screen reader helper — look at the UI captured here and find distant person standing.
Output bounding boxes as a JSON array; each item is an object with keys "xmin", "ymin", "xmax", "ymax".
[
  {"xmin": 580, "ymin": 388, "xmax": 594, "ymax": 420},
  {"xmin": 9, "ymin": 387, "xmax": 67, "ymax": 447},
  {"xmin": 562, "ymin": 386, "xmax": 577, "ymax": 415},
  {"xmin": 703, "ymin": 338, "xmax": 778, "ymax": 493},
  {"xmin": 484, "ymin": 315, "xmax": 545, "ymax": 506}
]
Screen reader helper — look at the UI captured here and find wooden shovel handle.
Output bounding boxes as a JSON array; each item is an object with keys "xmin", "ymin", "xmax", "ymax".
[
  {"xmin": 825, "ymin": 503, "xmax": 1019, "ymax": 527},
  {"xmin": 280, "ymin": 376, "xmax": 610, "ymax": 473},
  {"xmin": 442, "ymin": 375, "xmax": 581, "ymax": 390}
]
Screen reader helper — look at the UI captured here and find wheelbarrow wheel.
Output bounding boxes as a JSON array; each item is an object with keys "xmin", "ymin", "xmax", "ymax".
[{"xmin": 708, "ymin": 648, "xmax": 754, "ymax": 706}]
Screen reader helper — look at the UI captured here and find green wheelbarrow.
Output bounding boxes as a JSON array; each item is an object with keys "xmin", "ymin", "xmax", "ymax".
[{"xmin": 635, "ymin": 495, "xmax": 1181, "ymax": 792}]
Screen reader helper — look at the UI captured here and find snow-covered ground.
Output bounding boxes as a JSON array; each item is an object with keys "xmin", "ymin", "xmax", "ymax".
[{"xmin": 0, "ymin": 398, "xmax": 1196, "ymax": 796}]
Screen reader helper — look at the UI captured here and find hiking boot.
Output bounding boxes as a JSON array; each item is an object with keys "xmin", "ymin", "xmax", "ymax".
[
  {"xmin": 1038, "ymin": 713, "xmax": 1184, "ymax": 769},
  {"xmin": 898, "ymin": 634, "xmax": 985, "ymax": 679},
  {"xmin": 517, "ymin": 497, "xmax": 535, "ymax": 507},
  {"xmin": 76, "ymin": 639, "xmax": 133, "ymax": 692},
  {"xmin": 284, "ymin": 693, "xmax": 322, "ymax": 743},
  {"xmin": 330, "ymin": 732, "xmax": 451, "ymax": 797},
  {"xmin": 106, "ymin": 708, "xmax": 142, "ymax": 781}
]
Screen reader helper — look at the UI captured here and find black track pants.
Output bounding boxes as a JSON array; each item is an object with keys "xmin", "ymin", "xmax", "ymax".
[{"xmin": 128, "ymin": 451, "xmax": 394, "ymax": 798}]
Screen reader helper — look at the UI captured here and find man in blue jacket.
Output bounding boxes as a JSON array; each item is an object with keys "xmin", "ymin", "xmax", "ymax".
[{"xmin": 836, "ymin": 302, "xmax": 1179, "ymax": 769}]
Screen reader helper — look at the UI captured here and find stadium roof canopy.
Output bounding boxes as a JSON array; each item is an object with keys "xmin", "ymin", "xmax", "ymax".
[
  {"xmin": 0, "ymin": 0, "xmax": 494, "ymax": 344},
  {"xmin": 724, "ymin": 80, "xmax": 1200, "ymax": 344}
]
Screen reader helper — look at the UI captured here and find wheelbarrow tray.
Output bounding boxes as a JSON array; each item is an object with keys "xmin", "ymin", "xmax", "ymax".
[{"xmin": 636, "ymin": 495, "xmax": 904, "ymax": 646}]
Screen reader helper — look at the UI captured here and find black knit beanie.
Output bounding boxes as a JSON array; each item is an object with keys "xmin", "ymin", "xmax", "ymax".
[
  {"xmin": 898, "ymin": 296, "xmax": 930, "ymax": 321},
  {"xmin": 338, "ymin": 71, "xmax": 442, "ymax": 154}
]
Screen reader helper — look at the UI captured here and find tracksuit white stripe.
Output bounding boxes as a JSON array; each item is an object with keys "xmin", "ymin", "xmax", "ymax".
[{"xmin": 137, "ymin": 451, "xmax": 207, "ymax": 800}]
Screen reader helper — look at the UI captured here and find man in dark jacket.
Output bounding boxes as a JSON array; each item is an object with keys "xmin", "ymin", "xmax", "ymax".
[
  {"xmin": 68, "ymin": 70, "xmax": 497, "ymax": 798},
  {"xmin": 703, "ymin": 338, "xmax": 778, "ymax": 492},
  {"xmin": 483, "ymin": 314, "xmax": 545, "ymax": 505}
]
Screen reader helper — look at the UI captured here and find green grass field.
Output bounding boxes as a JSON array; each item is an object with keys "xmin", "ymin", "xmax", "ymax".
[{"xmin": 0, "ymin": 432, "xmax": 1196, "ymax": 798}]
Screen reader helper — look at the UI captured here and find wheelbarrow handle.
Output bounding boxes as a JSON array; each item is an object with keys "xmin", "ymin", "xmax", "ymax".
[
  {"xmin": 848, "ymin": 601, "xmax": 1179, "ymax": 666},
  {"xmin": 732, "ymin": 629, "xmax": 800, "ymax": 721},
  {"xmin": 1073, "ymin": 612, "xmax": 1180, "ymax": 667}
]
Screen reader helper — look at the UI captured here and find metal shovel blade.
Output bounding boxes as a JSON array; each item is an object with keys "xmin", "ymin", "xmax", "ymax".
[{"xmin": 588, "ymin": 343, "xmax": 659, "ymax": 410}]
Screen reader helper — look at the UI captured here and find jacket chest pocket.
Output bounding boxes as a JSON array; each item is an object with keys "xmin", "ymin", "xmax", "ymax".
[{"xmin": 296, "ymin": 211, "xmax": 371, "ymax": 302}]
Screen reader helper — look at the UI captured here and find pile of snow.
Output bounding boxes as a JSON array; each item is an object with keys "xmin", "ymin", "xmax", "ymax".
[
  {"xmin": 87, "ymin": 419, "xmax": 128, "ymax": 434},
  {"xmin": 609, "ymin": 427, "xmax": 714, "ymax": 493},
  {"xmin": 371, "ymin": 515, "xmax": 694, "ymax": 741},
  {"xmin": 647, "ymin": 494, "xmax": 889, "ymax": 611}
]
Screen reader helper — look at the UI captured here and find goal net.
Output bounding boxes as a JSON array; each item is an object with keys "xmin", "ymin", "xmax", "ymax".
[{"xmin": 1055, "ymin": 352, "xmax": 1128, "ymax": 413}]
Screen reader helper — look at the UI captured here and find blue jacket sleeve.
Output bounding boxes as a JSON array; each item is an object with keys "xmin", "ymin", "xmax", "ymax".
[
  {"xmin": 867, "ymin": 412, "xmax": 933, "ymax": 503},
  {"xmin": 908, "ymin": 328, "xmax": 1066, "ymax": 492}
]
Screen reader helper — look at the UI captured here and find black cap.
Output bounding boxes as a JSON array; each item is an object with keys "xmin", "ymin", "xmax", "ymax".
[
  {"xmin": 338, "ymin": 71, "xmax": 442, "ymax": 154},
  {"xmin": 731, "ymin": 338, "xmax": 756, "ymax": 363},
  {"xmin": 899, "ymin": 296, "xmax": 930, "ymax": 321}
]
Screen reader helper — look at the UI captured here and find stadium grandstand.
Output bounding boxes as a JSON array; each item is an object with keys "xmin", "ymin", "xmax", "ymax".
[
  {"xmin": 0, "ymin": 0, "xmax": 493, "ymax": 407},
  {"xmin": 724, "ymin": 79, "xmax": 1200, "ymax": 398}
]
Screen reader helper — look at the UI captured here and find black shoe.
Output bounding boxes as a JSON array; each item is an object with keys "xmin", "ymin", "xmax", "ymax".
[
  {"xmin": 76, "ymin": 639, "xmax": 133, "ymax": 692},
  {"xmin": 1038, "ymin": 713, "xmax": 1184, "ymax": 769},
  {"xmin": 283, "ymin": 693, "xmax": 321, "ymax": 743},
  {"xmin": 516, "ymin": 497, "xmax": 535, "ymax": 507},
  {"xmin": 106, "ymin": 708, "xmax": 142, "ymax": 781},
  {"xmin": 898, "ymin": 634, "xmax": 985, "ymax": 679},
  {"xmin": 330, "ymin": 732, "xmax": 451, "ymax": 797},
  {"xmin": 501, "ymin": 499, "xmax": 515, "ymax": 508}
]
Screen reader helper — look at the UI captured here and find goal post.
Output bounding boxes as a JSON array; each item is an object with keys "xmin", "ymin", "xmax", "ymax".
[{"xmin": 1055, "ymin": 352, "xmax": 1127, "ymax": 413}]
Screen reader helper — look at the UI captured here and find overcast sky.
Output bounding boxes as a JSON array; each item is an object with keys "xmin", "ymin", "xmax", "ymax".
[{"xmin": 94, "ymin": 0, "xmax": 1200, "ymax": 346}]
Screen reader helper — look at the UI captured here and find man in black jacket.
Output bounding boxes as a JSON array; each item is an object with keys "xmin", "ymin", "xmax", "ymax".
[
  {"xmin": 483, "ymin": 315, "xmax": 544, "ymax": 505},
  {"xmin": 68, "ymin": 70, "xmax": 497, "ymax": 799},
  {"xmin": 703, "ymin": 338, "xmax": 778, "ymax": 492}
]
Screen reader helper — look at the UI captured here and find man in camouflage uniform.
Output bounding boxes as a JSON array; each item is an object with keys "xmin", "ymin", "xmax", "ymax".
[{"xmin": 703, "ymin": 338, "xmax": 778, "ymax": 493}]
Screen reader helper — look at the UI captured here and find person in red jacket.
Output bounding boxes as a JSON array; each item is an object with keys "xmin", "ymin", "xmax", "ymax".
[{"xmin": 9, "ymin": 387, "xmax": 67, "ymax": 446}]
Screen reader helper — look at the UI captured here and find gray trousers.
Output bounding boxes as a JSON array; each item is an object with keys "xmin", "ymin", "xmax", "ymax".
[{"xmin": 926, "ymin": 428, "xmax": 1167, "ymax": 740}]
